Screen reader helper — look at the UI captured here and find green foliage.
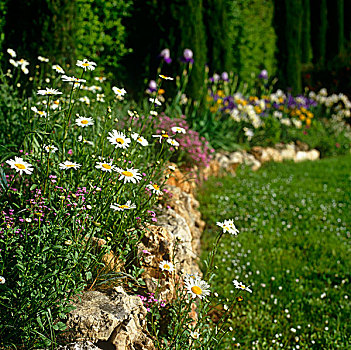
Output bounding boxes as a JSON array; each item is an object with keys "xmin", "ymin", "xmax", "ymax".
[
  {"xmin": 199, "ymin": 155, "xmax": 351, "ymax": 348},
  {"xmin": 251, "ymin": 115, "xmax": 282, "ymax": 147},
  {"xmin": 301, "ymin": 0, "xmax": 313, "ymax": 64},
  {"xmin": 226, "ymin": 0, "xmax": 277, "ymax": 81}
]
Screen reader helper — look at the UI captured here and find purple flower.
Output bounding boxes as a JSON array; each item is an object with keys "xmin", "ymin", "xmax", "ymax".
[
  {"xmin": 148, "ymin": 80, "xmax": 157, "ymax": 92},
  {"xmin": 159, "ymin": 48, "xmax": 172, "ymax": 64},
  {"xmin": 181, "ymin": 48, "xmax": 194, "ymax": 63},
  {"xmin": 258, "ymin": 69, "xmax": 268, "ymax": 80},
  {"xmin": 209, "ymin": 73, "xmax": 220, "ymax": 83},
  {"xmin": 221, "ymin": 71, "xmax": 229, "ymax": 81}
]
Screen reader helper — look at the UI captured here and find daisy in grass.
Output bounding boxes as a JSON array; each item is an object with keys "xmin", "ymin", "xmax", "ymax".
[
  {"xmin": 167, "ymin": 138, "xmax": 179, "ymax": 147},
  {"xmin": 95, "ymin": 161, "xmax": 115, "ymax": 172},
  {"xmin": 110, "ymin": 200, "xmax": 136, "ymax": 212},
  {"xmin": 94, "ymin": 76, "xmax": 106, "ymax": 82},
  {"xmin": 38, "ymin": 56, "xmax": 49, "ymax": 62},
  {"xmin": 31, "ymin": 106, "xmax": 47, "ymax": 118},
  {"xmin": 159, "ymin": 74, "xmax": 174, "ymax": 80},
  {"xmin": 21, "ymin": 66, "xmax": 29, "ymax": 74},
  {"xmin": 75, "ymin": 116, "xmax": 94, "ymax": 127},
  {"xmin": 37, "ymin": 87, "xmax": 62, "ymax": 96},
  {"xmin": 50, "ymin": 99, "xmax": 60, "ymax": 110},
  {"xmin": 44, "ymin": 145, "xmax": 58, "ymax": 153},
  {"xmin": 7, "ymin": 48, "xmax": 16, "ymax": 57},
  {"xmin": 0, "ymin": 276, "xmax": 5, "ymax": 284},
  {"xmin": 233, "ymin": 279, "xmax": 252, "ymax": 293},
  {"xmin": 131, "ymin": 133, "xmax": 149, "ymax": 146},
  {"xmin": 9, "ymin": 59, "xmax": 18, "ymax": 67},
  {"xmin": 149, "ymin": 97, "xmax": 162, "ymax": 106},
  {"xmin": 150, "ymin": 110, "xmax": 158, "ymax": 116},
  {"xmin": 112, "ymin": 86, "xmax": 127, "ymax": 97},
  {"xmin": 17, "ymin": 58, "xmax": 29, "ymax": 68},
  {"xmin": 152, "ymin": 132, "xmax": 169, "ymax": 143},
  {"xmin": 107, "ymin": 130, "xmax": 131, "ymax": 149},
  {"xmin": 61, "ymin": 75, "xmax": 86, "ymax": 83},
  {"xmin": 79, "ymin": 96, "xmax": 90, "ymax": 105},
  {"xmin": 116, "ymin": 167, "xmax": 142, "ymax": 184},
  {"xmin": 78, "ymin": 135, "xmax": 94, "ymax": 146},
  {"xmin": 52, "ymin": 64, "xmax": 65, "ymax": 74},
  {"xmin": 76, "ymin": 58, "xmax": 96, "ymax": 71},
  {"xmin": 216, "ymin": 219, "xmax": 239, "ymax": 235},
  {"xmin": 159, "ymin": 260, "xmax": 174, "ymax": 273},
  {"xmin": 185, "ymin": 277, "xmax": 211, "ymax": 300},
  {"xmin": 146, "ymin": 183, "xmax": 162, "ymax": 195},
  {"xmin": 171, "ymin": 126, "xmax": 186, "ymax": 134},
  {"xmin": 59, "ymin": 161, "xmax": 81, "ymax": 170},
  {"xmin": 190, "ymin": 331, "xmax": 200, "ymax": 340},
  {"xmin": 6, "ymin": 157, "xmax": 34, "ymax": 175}
]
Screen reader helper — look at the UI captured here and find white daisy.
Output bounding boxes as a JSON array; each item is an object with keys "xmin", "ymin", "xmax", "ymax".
[
  {"xmin": 167, "ymin": 138, "xmax": 179, "ymax": 147},
  {"xmin": 159, "ymin": 260, "xmax": 174, "ymax": 272},
  {"xmin": 110, "ymin": 200, "xmax": 136, "ymax": 211},
  {"xmin": 79, "ymin": 96, "xmax": 90, "ymax": 105},
  {"xmin": 95, "ymin": 161, "xmax": 115, "ymax": 172},
  {"xmin": 112, "ymin": 86, "xmax": 127, "ymax": 97},
  {"xmin": 152, "ymin": 132, "xmax": 169, "ymax": 143},
  {"xmin": 9, "ymin": 59, "xmax": 18, "ymax": 67},
  {"xmin": 0, "ymin": 276, "xmax": 5, "ymax": 284},
  {"xmin": 50, "ymin": 99, "xmax": 60, "ymax": 110},
  {"xmin": 7, "ymin": 48, "xmax": 16, "ymax": 58},
  {"xmin": 94, "ymin": 76, "xmax": 106, "ymax": 82},
  {"xmin": 75, "ymin": 116, "xmax": 94, "ymax": 127},
  {"xmin": 6, "ymin": 157, "xmax": 34, "ymax": 175},
  {"xmin": 78, "ymin": 135, "xmax": 94, "ymax": 146},
  {"xmin": 150, "ymin": 110, "xmax": 158, "ymax": 116},
  {"xmin": 76, "ymin": 59, "xmax": 97, "ymax": 71},
  {"xmin": 216, "ymin": 219, "xmax": 239, "ymax": 235},
  {"xmin": 38, "ymin": 56, "xmax": 49, "ymax": 62},
  {"xmin": 190, "ymin": 331, "xmax": 200, "ymax": 340},
  {"xmin": 149, "ymin": 97, "xmax": 162, "ymax": 106},
  {"xmin": 59, "ymin": 161, "xmax": 81, "ymax": 170},
  {"xmin": 146, "ymin": 183, "xmax": 162, "ymax": 195},
  {"xmin": 52, "ymin": 64, "xmax": 65, "ymax": 74},
  {"xmin": 171, "ymin": 126, "xmax": 186, "ymax": 134},
  {"xmin": 131, "ymin": 132, "xmax": 149, "ymax": 146},
  {"xmin": 159, "ymin": 74, "xmax": 174, "ymax": 80},
  {"xmin": 31, "ymin": 106, "xmax": 47, "ymax": 118},
  {"xmin": 185, "ymin": 277, "xmax": 211, "ymax": 299},
  {"xmin": 44, "ymin": 145, "xmax": 58, "ymax": 153},
  {"xmin": 107, "ymin": 130, "xmax": 131, "ymax": 149},
  {"xmin": 17, "ymin": 58, "xmax": 29, "ymax": 67},
  {"xmin": 61, "ymin": 75, "xmax": 86, "ymax": 83},
  {"xmin": 233, "ymin": 279, "xmax": 252, "ymax": 293},
  {"xmin": 37, "ymin": 88, "xmax": 62, "ymax": 96},
  {"xmin": 96, "ymin": 93, "xmax": 105, "ymax": 102},
  {"xmin": 21, "ymin": 66, "xmax": 29, "ymax": 74},
  {"xmin": 116, "ymin": 167, "xmax": 142, "ymax": 184}
]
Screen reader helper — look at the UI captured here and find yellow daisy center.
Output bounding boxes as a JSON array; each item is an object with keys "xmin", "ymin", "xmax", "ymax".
[
  {"xmin": 38, "ymin": 111, "xmax": 45, "ymax": 115},
  {"xmin": 164, "ymin": 264, "xmax": 171, "ymax": 270},
  {"xmin": 119, "ymin": 205, "xmax": 129, "ymax": 209},
  {"xmin": 82, "ymin": 62, "xmax": 90, "ymax": 67},
  {"xmin": 162, "ymin": 134, "xmax": 169, "ymax": 138},
  {"xmin": 138, "ymin": 138, "xmax": 143, "ymax": 142},
  {"xmin": 153, "ymin": 184, "xmax": 160, "ymax": 191},
  {"xmin": 15, "ymin": 163, "xmax": 26, "ymax": 170},
  {"xmin": 191, "ymin": 286, "xmax": 203, "ymax": 295},
  {"xmin": 54, "ymin": 100, "xmax": 59, "ymax": 105},
  {"xmin": 65, "ymin": 164, "xmax": 75, "ymax": 167},
  {"xmin": 102, "ymin": 164, "xmax": 111, "ymax": 169},
  {"xmin": 122, "ymin": 171, "xmax": 134, "ymax": 177},
  {"xmin": 116, "ymin": 138, "xmax": 125, "ymax": 144},
  {"xmin": 81, "ymin": 119, "xmax": 89, "ymax": 124},
  {"xmin": 240, "ymin": 285, "xmax": 246, "ymax": 289}
]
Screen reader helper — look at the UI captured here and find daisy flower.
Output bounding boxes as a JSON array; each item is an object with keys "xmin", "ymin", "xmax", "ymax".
[
  {"xmin": 146, "ymin": 183, "xmax": 162, "ymax": 195},
  {"xmin": 116, "ymin": 167, "xmax": 142, "ymax": 184},
  {"xmin": 110, "ymin": 200, "xmax": 136, "ymax": 211},
  {"xmin": 17, "ymin": 58, "xmax": 29, "ymax": 67},
  {"xmin": 59, "ymin": 161, "xmax": 81, "ymax": 170},
  {"xmin": 76, "ymin": 59, "xmax": 97, "ymax": 71},
  {"xmin": 131, "ymin": 132, "xmax": 149, "ymax": 146},
  {"xmin": 7, "ymin": 48, "xmax": 16, "ymax": 58},
  {"xmin": 38, "ymin": 56, "xmax": 49, "ymax": 62},
  {"xmin": 107, "ymin": 130, "xmax": 131, "ymax": 149},
  {"xmin": 185, "ymin": 277, "xmax": 211, "ymax": 299},
  {"xmin": 75, "ymin": 116, "xmax": 94, "ymax": 127},
  {"xmin": 159, "ymin": 260, "xmax": 174, "ymax": 273},
  {"xmin": 112, "ymin": 86, "xmax": 127, "ymax": 97},
  {"xmin": 149, "ymin": 97, "xmax": 162, "ymax": 106},
  {"xmin": 50, "ymin": 99, "xmax": 60, "ymax": 110},
  {"xmin": 61, "ymin": 75, "xmax": 86, "ymax": 83},
  {"xmin": 216, "ymin": 219, "xmax": 239, "ymax": 235},
  {"xmin": 233, "ymin": 279, "xmax": 252, "ymax": 293},
  {"xmin": 152, "ymin": 132, "xmax": 169, "ymax": 143},
  {"xmin": 9, "ymin": 59, "xmax": 18, "ymax": 67},
  {"xmin": 159, "ymin": 74, "xmax": 174, "ymax": 80},
  {"xmin": 79, "ymin": 96, "xmax": 90, "ymax": 105},
  {"xmin": 31, "ymin": 106, "xmax": 47, "ymax": 117},
  {"xmin": 95, "ymin": 161, "xmax": 115, "ymax": 172},
  {"xmin": 52, "ymin": 64, "xmax": 65, "ymax": 74},
  {"xmin": 94, "ymin": 76, "xmax": 106, "ymax": 82},
  {"xmin": 167, "ymin": 138, "xmax": 179, "ymax": 147},
  {"xmin": 6, "ymin": 157, "xmax": 34, "ymax": 175},
  {"xmin": 97, "ymin": 94, "xmax": 105, "ymax": 102},
  {"xmin": 190, "ymin": 331, "xmax": 200, "ymax": 340},
  {"xmin": 21, "ymin": 66, "xmax": 29, "ymax": 74},
  {"xmin": 78, "ymin": 135, "xmax": 94, "ymax": 146},
  {"xmin": 44, "ymin": 145, "xmax": 58, "ymax": 153},
  {"xmin": 150, "ymin": 110, "xmax": 158, "ymax": 116},
  {"xmin": 37, "ymin": 88, "xmax": 62, "ymax": 96},
  {"xmin": 171, "ymin": 126, "xmax": 186, "ymax": 134},
  {"xmin": 0, "ymin": 276, "xmax": 5, "ymax": 284}
]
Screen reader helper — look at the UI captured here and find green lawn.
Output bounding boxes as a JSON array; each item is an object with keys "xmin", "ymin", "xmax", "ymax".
[{"xmin": 198, "ymin": 156, "xmax": 351, "ymax": 349}]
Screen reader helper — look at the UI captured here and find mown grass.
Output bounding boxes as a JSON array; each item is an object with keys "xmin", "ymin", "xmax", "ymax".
[{"xmin": 198, "ymin": 156, "xmax": 351, "ymax": 349}]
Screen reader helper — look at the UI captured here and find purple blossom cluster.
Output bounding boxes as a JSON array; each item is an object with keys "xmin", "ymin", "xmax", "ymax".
[{"xmin": 138, "ymin": 292, "xmax": 166, "ymax": 312}]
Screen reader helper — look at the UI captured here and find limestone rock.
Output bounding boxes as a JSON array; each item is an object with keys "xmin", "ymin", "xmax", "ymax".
[
  {"xmin": 64, "ymin": 287, "xmax": 154, "ymax": 350},
  {"xmin": 295, "ymin": 150, "xmax": 320, "ymax": 162},
  {"xmin": 243, "ymin": 153, "xmax": 261, "ymax": 171},
  {"xmin": 165, "ymin": 163, "xmax": 196, "ymax": 194},
  {"xmin": 280, "ymin": 147, "xmax": 296, "ymax": 161},
  {"xmin": 265, "ymin": 147, "xmax": 283, "ymax": 162},
  {"xmin": 57, "ymin": 341, "xmax": 100, "ymax": 350}
]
